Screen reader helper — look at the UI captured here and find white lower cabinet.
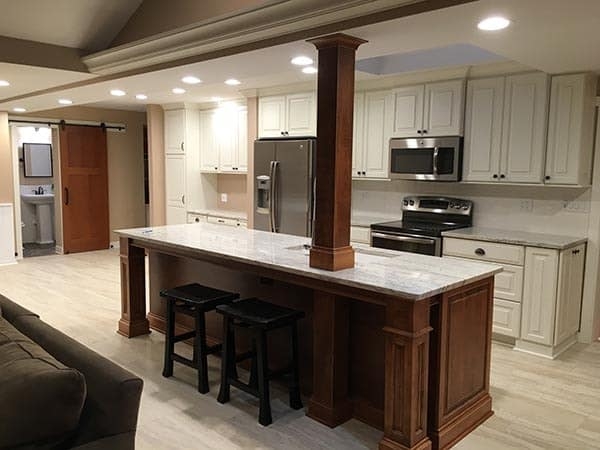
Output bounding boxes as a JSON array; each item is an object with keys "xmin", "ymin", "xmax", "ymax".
[
  {"xmin": 350, "ymin": 226, "xmax": 370, "ymax": 244},
  {"xmin": 443, "ymin": 238, "xmax": 586, "ymax": 358},
  {"xmin": 207, "ymin": 215, "xmax": 247, "ymax": 228}
]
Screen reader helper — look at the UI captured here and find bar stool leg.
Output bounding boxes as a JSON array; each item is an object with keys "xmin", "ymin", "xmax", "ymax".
[
  {"xmin": 289, "ymin": 322, "xmax": 303, "ymax": 410},
  {"xmin": 249, "ymin": 338, "xmax": 258, "ymax": 389},
  {"xmin": 256, "ymin": 330, "xmax": 272, "ymax": 426},
  {"xmin": 162, "ymin": 299, "xmax": 175, "ymax": 378},
  {"xmin": 217, "ymin": 317, "xmax": 232, "ymax": 404},
  {"xmin": 195, "ymin": 308, "xmax": 210, "ymax": 394}
]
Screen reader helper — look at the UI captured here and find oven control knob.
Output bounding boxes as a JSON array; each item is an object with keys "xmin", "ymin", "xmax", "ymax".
[
  {"xmin": 403, "ymin": 200, "xmax": 409, "ymax": 206},
  {"xmin": 462, "ymin": 205, "xmax": 469, "ymax": 210},
  {"xmin": 409, "ymin": 200, "xmax": 415, "ymax": 206},
  {"xmin": 449, "ymin": 203, "xmax": 454, "ymax": 208},
  {"xmin": 455, "ymin": 204, "xmax": 461, "ymax": 209}
]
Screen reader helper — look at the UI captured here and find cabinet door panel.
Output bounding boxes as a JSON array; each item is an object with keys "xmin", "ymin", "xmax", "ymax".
[
  {"xmin": 164, "ymin": 109, "xmax": 185, "ymax": 154},
  {"xmin": 493, "ymin": 299, "xmax": 521, "ymax": 338},
  {"xmin": 215, "ymin": 107, "xmax": 237, "ymax": 172},
  {"xmin": 199, "ymin": 110, "xmax": 219, "ymax": 172},
  {"xmin": 286, "ymin": 93, "xmax": 316, "ymax": 136},
  {"xmin": 363, "ymin": 91, "xmax": 394, "ymax": 178},
  {"xmin": 352, "ymin": 93, "xmax": 365, "ymax": 178},
  {"xmin": 463, "ymin": 77, "xmax": 504, "ymax": 182},
  {"xmin": 392, "ymin": 85, "xmax": 424, "ymax": 137},
  {"xmin": 259, "ymin": 96, "xmax": 286, "ymax": 137},
  {"xmin": 554, "ymin": 244, "xmax": 585, "ymax": 345},
  {"xmin": 494, "ymin": 264, "xmax": 524, "ymax": 303},
  {"xmin": 165, "ymin": 154, "xmax": 186, "ymax": 225},
  {"xmin": 501, "ymin": 73, "xmax": 549, "ymax": 183},
  {"xmin": 521, "ymin": 247, "xmax": 558, "ymax": 345},
  {"xmin": 237, "ymin": 108, "xmax": 248, "ymax": 172},
  {"xmin": 424, "ymin": 80, "xmax": 465, "ymax": 136}
]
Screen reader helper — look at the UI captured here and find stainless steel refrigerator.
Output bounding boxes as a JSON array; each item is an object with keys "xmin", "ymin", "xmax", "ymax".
[{"xmin": 254, "ymin": 138, "xmax": 315, "ymax": 237}]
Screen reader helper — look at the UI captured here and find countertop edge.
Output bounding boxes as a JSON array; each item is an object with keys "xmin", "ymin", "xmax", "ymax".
[{"xmin": 442, "ymin": 231, "xmax": 588, "ymax": 250}]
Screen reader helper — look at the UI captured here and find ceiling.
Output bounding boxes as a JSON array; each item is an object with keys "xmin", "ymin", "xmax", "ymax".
[
  {"xmin": 0, "ymin": 0, "xmax": 142, "ymax": 51},
  {"xmin": 2, "ymin": 0, "xmax": 600, "ymax": 114}
]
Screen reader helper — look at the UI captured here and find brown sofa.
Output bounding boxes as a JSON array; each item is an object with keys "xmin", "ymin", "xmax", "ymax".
[{"xmin": 0, "ymin": 294, "xmax": 143, "ymax": 450}]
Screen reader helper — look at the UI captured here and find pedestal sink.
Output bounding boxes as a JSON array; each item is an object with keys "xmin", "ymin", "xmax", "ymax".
[{"xmin": 21, "ymin": 193, "xmax": 55, "ymax": 244}]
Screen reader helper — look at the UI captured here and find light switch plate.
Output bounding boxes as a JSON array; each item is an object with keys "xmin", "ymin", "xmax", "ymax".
[{"xmin": 220, "ymin": 193, "xmax": 228, "ymax": 203}]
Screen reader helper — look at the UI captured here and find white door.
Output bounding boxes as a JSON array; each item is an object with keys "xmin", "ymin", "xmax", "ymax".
[
  {"xmin": 545, "ymin": 74, "xmax": 592, "ymax": 185},
  {"xmin": 392, "ymin": 85, "xmax": 424, "ymax": 137},
  {"xmin": 258, "ymin": 96, "xmax": 286, "ymax": 137},
  {"xmin": 501, "ymin": 73, "xmax": 549, "ymax": 183},
  {"xmin": 352, "ymin": 92, "xmax": 365, "ymax": 178},
  {"xmin": 463, "ymin": 77, "xmax": 504, "ymax": 182},
  {"xmin": 165, "ymin": 154, "xmax": 186, "ymax": 224},
  {"xmin": 363, "ymin": 91, "xmax": 394, "ymax": 179},
  {"xmin": 286, "ymin": 92, "xmax": 316, "ymax": 136},
  {"xmin": 521, "ymin": 247, "xmax": 558, "ymax": 345},
  {"xmin": 423, "ymin": 79, "xmax": 465, "ymax": 136},
  {"xmin": 164, "ymin": 109, "xmax": 185, "ymax": 154},
  {"xmin": 236, "ymin": 108, "xmax": 248, "ymax": 172},
  {"xmin": 554, "ymin": 245, "xmax": 585, "ymax": 345},
  {"xmin": 199, "ymin": 110, "xmax": 219, "ymax": 172}
]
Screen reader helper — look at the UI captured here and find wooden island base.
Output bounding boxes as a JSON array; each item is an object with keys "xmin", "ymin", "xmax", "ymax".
[{"xmin": 118, "ymin": 237, "xmax": 494, "ymax": 450}]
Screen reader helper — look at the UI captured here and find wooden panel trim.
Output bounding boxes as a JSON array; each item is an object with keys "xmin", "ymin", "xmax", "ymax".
[{"xmin": 118, "ymin": 237, "xmax": 150, "ymax": 337}]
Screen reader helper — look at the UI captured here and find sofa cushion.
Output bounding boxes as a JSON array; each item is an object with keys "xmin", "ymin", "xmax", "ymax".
[
  {"xmin": 0, "ymin": 294, "xmax": 38, "ymax": 323},
  {"xmin": 0, "ymin": 317, "xmax": 87, "ymax": 449}
]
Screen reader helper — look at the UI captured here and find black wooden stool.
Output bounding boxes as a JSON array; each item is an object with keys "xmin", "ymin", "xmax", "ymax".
[
  {"xmin": 215, "ymin": 298, "xmax": 304, "ymax": 426},
  {"xmin": 160, "ymin": 283, "xmax": 239, "ymax": 394}
]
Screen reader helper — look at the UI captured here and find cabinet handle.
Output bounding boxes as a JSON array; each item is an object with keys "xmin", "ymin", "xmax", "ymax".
[
  {"xmin": 474, "ymin": 248, "xmax": 486, "ymax": 256},
  {"xmin": 362, "ymin": 171, "xmax": 366, "ymax": 176},
  {"xmin": 417, "ymin": 130, "xmax": 422, "ymax": 134},
  {"xmin": 217, "ymin": 219, "xmax": 225, "ymax": 223},
  {"xmin": 64, "ymin": 187, "xmax": 69, "ymax": 205},
  {"xmin": 356, "ymin": 171, "xmax": 361, "ymax": 175},
  {"xmin": 180, "ymin": 142, "xmax": 184, "ymax": 151},
  {"xmin": 492, "ymin": 174, "xmax": 498, "ymax": 179},
  {"xmin": 572, "ymin": 249, "xmax": 580, "ymax": 255},
  {"xmin": 181, "ymin": 195, "xmax": 185, "ymax": 204}
]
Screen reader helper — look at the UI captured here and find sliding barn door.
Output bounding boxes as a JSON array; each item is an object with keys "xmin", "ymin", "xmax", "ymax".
[{"xmin": 59, "ymin": 125, "xmax": 109, "ymax": 253}]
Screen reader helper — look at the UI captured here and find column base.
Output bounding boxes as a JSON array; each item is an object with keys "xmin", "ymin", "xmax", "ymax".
[
  {"xmin": 309, "ymin": 245, "xmax": 355, "ymax": 271},
  {"xmin": 117, "ymin": 317, "xmax": 150, "ymax": 338},
  {"xmin": 307, "ymin": 398, "xmax": 353, "ymax": 428},
  {"xmin": 379, "ymin": 436, "xmax": 432, "ymax": 450}
]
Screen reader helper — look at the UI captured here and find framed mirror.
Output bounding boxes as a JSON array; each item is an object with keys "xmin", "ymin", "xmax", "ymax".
[{"xmin": 23, "ymin": 143, "xmax": 53, "ymax": 178}]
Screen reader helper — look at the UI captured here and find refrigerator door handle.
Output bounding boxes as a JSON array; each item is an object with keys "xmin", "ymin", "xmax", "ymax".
[{"xmin": 269, "ymin": 161, "xmax": 280, "ymax": 232}]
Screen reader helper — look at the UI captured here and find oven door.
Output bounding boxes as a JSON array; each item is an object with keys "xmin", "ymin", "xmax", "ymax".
[{"xmin": 371, "ymin": 231, "xmax": 441, "ymax": 256}]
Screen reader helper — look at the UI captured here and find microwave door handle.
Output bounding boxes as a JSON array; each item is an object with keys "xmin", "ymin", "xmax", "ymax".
[
  {"xmin": 432, "ymin": 146, "xmax": 439, "ymax": 176},
  {"xmin": 371, "ymin": 232, "xmax": 436, "ymax": 245}
]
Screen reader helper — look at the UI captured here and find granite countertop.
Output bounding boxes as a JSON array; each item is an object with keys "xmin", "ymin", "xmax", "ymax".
[
  {"xmin": 116, "ymin": 224, "xmax": 501, "ymax": 301},
  {"xmin": 187, "ymin": 209, "xmax": 248, "ymax": 221},
  {"xmin": 442, "ymin": 227, "xmax": 587, "ymax": 250}
]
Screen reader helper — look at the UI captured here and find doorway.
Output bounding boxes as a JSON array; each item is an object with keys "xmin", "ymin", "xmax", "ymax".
[{"xmin": 59, "ymin": 124, "xmax": 110, "ymax": 254}]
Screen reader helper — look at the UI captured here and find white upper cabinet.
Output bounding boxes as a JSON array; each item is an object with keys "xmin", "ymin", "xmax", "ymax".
[
  {"xmin": 501, "ymin": 73, "xmax": 549, "ymax": 183},
  {"xmin": 545, "ymin": 73, "xmax": 597, "ymax": 186},
  {"xmin": 164, "ymin": 109, "xmax": 186, "ymax": 154},
  {"xmin": 236, "ymin": 108, "xmax": 248, "ymax": 172},
  {"xmin": 258, "ymin": 92, "xmax": 316, "ymax": 137},
  {"xmin": 391, "ymin": 80, "xmax": 464, "ymax": 138},
  {"xmin": 463, "ymin": 77, "xmax": 505, "ymax": 182},
  {"xmin": 352, "ymin": 92, "xmax": 365, "ymax": 178},
  {"xmin": 361, "ymin": 90, "xmax": 394, "ymax": 179},
  {"xmin": 199, "ymin": 110, "xmax": 219, "ymax": 172},
  {"xmin": 165, "ymin": 154, "xmax": 187, "ymax": 224},
  {"xmin": 392, "ymin": 85, "xmax": 424, "ymax": 137},
  {"xmin": 424, "ymin": 79, "xmax": 465, "ymax": 136}
]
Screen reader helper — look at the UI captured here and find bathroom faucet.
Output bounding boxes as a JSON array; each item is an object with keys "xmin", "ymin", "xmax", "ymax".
[{"xmin": 34, "ymin": 186, "xmax": 44, "ymax": 195}]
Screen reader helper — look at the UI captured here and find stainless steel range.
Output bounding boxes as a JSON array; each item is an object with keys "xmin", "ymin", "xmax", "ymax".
[{"xmin": 370, "ymin": 196, "xmax": 473, "ymax": 256}]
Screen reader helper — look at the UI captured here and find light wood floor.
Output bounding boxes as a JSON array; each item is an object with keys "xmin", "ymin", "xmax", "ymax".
[{"xmin": 1, "ymin": 250, "xmax": 599, "ymax": 450}]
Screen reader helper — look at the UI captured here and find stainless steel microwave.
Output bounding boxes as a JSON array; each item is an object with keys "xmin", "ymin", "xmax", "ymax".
[{"xmin": 389, "ymin": 136, "xmax": 462, "ymax": 181}]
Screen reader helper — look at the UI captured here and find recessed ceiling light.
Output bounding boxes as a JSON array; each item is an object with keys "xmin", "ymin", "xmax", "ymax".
[
  {"xmin": 135, "ymin": 94, "xmax": 148, "ymax": 100},
  {"xmin": 302, "ymin": 66, "xmax": 318, "ymax": 74},
  {"xmin": 13, "ymin": 107, "xmax": 26, "ymax": 113},
  {"xmin": 58, "ymin": 99, "xmax": 73, "ymax": 105},
  {"xmin": 110, "ymin": 89, "xmax": 126, "ymax": 96},
  {"xmin": 224, "ymin": 79, "xmax": 241, "ymax": 86},
  {"xmin": 291, "ymin": 56, "xmax": 313, "ymax": 66},
  {"xmin": 211, "ymin": 97, "xmax": 223, "ymax": 102},
  {"xmin": 172, "ymin": 87, "xmax": 186, "ymax": 94},
  {"xmin": 182, "ymin": 76, "xmax": 202, "ymax": 84},
  {"xmin": 477, "ymin": 16, "xmax": 511, "ymax": 31},
  {"xmin": 0, "ymin": 80, "xmax": 9, "ymax": 87}
]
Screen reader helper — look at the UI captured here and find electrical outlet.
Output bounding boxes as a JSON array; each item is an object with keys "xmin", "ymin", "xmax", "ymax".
[
  {"xmin": 220, "ymin": 193, "xmax": 228, "ymax": 203},
  {"xmin": 519, "ymin": 199, "xmax": 534, "ymax": 212},
  {"xmin": 563, "ymin": 200, "xmax": 589, "ymax": 213}
]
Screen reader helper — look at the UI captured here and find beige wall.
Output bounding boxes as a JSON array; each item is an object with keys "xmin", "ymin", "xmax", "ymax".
[
  {"xmin": 0, "ymin": 113, "xmax": 14, "ymax": 204},
  {"xmin": 111, "ymin": 0, "xmax": 268, "ymax": 47},
  {"xmin": 17, "ymin": 106, "xmax": 147, "ymax": 242},
  {"xmin": 216, "ymin": 174, "xmax": 247, "ymax": 212},
  {"xmin": 146, "ymin": 105, "xmax": 165, "ymax": 226}
]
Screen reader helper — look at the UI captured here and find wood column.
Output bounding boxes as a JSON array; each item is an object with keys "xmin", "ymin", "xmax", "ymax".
[
  {"xmin": 308, "ymin": 33, "xmax": 366, "ymax": 271},
  {"xmin": 380, "ymin": 298, "xmax": 432, "ymax": 450},
  {"xmin": 118, "ymin": 237, "xmax": 150, "ymax": 337},
  {"xmin": 307, "ymin": 290, "xmax": 353, "ymax": 426}
]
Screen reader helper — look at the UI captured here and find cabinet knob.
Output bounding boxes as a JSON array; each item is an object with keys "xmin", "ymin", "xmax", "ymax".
[
  {"xmin": 499, "ymin": 174, "xmax": 506, "ymax": 179},
  {"xmin": 362, "ymin": 171, "xmax": 366, "ymax": 176},
  {"xmin": 214, "ymin": 166, "xmax": 218, "ymax": 170},
  {"xmin": 572, "ymin": 249, "xmax": 580, "ymax": 255},
  {"xmin": 422, "ymin": 129, "xmax": 428, "ymax": 134},
  {"xmin": 417, "ymin": 130, "xmax": 422, "ymax": 134},
  {"xmin": 357, "ymin": 171, "xmax": 361, "ymax": 175},
  {"xmin": 492, "ymin": 174, "xmax": 498, "ymax": 179},
  {"xmin": 195, "ymin": 218, "xmax": 200, "ymax": 223},
  {"xmin": 474, "ymin": 248, "xmax": 486, "ymax": 256},
  {"xmin": 545, "ymin": 175, "xmax": 551, "ymax": 181}
]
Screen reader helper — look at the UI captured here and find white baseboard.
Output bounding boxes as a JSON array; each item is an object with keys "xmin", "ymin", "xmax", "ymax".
[
  {"xmin": 55, "ymin": 246, "xmax": 64, "ymax": 255},
  {"xmin": 109, "ymin": 241, "xmax": 120, "ymax": 250}
]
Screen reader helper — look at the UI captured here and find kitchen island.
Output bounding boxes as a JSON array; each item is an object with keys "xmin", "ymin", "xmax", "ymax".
[{"xmin": 116, "ymin": 223, "xmax": 502, "ymax": 450}]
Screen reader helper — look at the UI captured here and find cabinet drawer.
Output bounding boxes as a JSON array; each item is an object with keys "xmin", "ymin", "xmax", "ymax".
[
  {"xmin": 350, "ymin": 226, "xmax": 371, "ymax": 244},
  {"xmin": 492, "ymin": 299, "xmax": 521, "ymax": 338},
  {"xmin": 443, "ymin": 237, "xmax": 524, "ymax": 265},
  {"xmin": 207, "ymin": 216, "xmax": 238, "ymax": 227},
  {"xmin": 188, "ymin": 214, "xmax": 207, "ymax": 224},
  {"xmin": 494, "ymin": 264, "xmax": 524, "ymax": 302}
]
